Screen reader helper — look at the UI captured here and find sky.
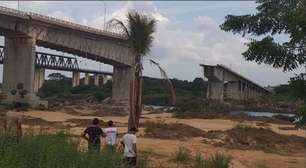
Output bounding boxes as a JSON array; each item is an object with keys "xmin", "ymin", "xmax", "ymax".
[{"xmin": 0, "ymin": 1, "xmax": 304, "ymax": 86}]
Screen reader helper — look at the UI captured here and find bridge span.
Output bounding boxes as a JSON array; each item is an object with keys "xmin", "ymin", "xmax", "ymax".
[
  {"xmin": 0, "ymin": 46, "xmax": 113, "ymax": 92},
  {"xmin": 0, "ymin": 6, "xmax": 134, "ymax": 108}
]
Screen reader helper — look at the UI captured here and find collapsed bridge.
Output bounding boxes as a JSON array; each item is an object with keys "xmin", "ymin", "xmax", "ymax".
[{"xmin": 200, "ymin": 64, "xmax": 270, "ymax": 101}]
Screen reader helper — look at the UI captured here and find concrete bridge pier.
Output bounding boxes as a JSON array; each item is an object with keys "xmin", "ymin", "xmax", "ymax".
[
  {"xmin": 102, "ymin": 75, "xmax": 108, "ymax": 84},
  {"xmin": 2, "ymin": 36, "xmax": 38, "ymax": 104},
  {"xmin": 72, "ymin": 72, "xmax": 80, "ymax": 87},
  {"xmin": 112, "ymin": 66, "xmax": 133, "ymax": 105},
  {"xmin": 207, "ymin": 81, "xmax": 224, "ymax": 101},
  {"xmin": 33, "ymin": 68, "xmax": 45, "ymax": 93},
  {"xmin": 84, "ymin": 73, "xmax": 90, "ymax": 85},
  {"xmin": 94, "ymin": 74, "xmax": 99, "ymax": 86}
]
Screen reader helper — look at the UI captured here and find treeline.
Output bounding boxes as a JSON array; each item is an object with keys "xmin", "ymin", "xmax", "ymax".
[
  {"xmin": 38, "ymin": 73, "xmax": 207, "ymax": 105},
  {"xmin": 143, "ymin": 77, "xmax": 207, "ymax": 105}
]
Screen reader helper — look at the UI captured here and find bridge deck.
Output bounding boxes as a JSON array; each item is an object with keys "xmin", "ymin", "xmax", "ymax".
[
  {"xmin": 0, "ymin": 6, "xmax": 134, "ymax": 67},
  {"xmin": 0, "ymin": 6, "xmax": 126, "ymax": 40}
]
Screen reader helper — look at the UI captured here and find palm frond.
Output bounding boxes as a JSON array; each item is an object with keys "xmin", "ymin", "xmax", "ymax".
[
  {"xmin": 127, "ymin": 11, "xmax": 157, "ymax": 56},
  {"xmin": 107, "ymin": 19, "xmax": 130, "ymax": 38},
  {"xmin": 149, "ymin": 59, "xmax": 176, "ymax": 105}
]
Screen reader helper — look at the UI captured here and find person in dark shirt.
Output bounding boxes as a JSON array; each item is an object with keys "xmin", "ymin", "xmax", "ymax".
[{"xmin": 82, "ymin": 118, "xmax": 104, "ymax": 153}]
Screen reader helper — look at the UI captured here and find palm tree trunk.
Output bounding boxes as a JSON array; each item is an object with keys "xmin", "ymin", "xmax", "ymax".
[
  {"xmin": 128, "ymin": 55, "xmax": 142, "ymax": 129},
  {"xmin": 135, "ymin": 71, "xmax": 143, "ymax": 128},
  {"xmin": 128, "ymin": 70, "xmax": 136, "ymax": 130}
]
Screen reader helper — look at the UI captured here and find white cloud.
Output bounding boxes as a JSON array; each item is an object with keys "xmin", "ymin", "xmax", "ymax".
[{"xmin": 47, "ymin": 11, "xmax": 75, "ymax": 22}]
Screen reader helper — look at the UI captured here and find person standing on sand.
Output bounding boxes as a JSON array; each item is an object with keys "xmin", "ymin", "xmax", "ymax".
[
  {"xmin": 121, "ymin": 127, "xmax": 138, "ymax": 167},
  {"xmin": 103, "ymin": 120, "xmax": 118, "ymax": 152},
  {"xmin": 82, "ymin": 118, "xmax": 104, "ymax": 153}
]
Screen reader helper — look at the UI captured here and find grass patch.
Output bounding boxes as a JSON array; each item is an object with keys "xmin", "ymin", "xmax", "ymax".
[
  {"xmin": 0, "ymin": 130, "xmax": 147, "ymax": 168},
  {"xmin": 172, "ymin": 147, "xmax": 192, "ymax": 164},
  {"xmin": 171, "ymin": 147, "xmax": 231, "ymax": 168},
  {"xmin": 144, "ymin": 121, "xmax": 205, "ymax": 139},
  {"xmin": 192, "ymin": 153, "xmax": 231, "ymax": 168},
  {"xmin": 254, "ymin": 162, "xmax": 269, "ymax": 168}
]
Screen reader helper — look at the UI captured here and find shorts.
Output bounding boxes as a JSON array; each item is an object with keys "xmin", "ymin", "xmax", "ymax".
[
  {"xmin": 124, "ymin": 157, "xmax": 137, "ymax": 167},
  {"xmin": 88, "ymin": 143, "xmax": 101, "ymax": 153}
]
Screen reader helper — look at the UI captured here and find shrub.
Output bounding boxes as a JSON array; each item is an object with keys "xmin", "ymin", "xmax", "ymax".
[
  {"xmin": 13, "ymin": 102, "xmax": 30, "ymax": 111},
  {"xmin": 174, "ymin": 98, "xmax": 228, "ymax": 118},
  {"xmin": 191, "ymin": 153, "xmax": 231, "ymax": 168},
  {"xmin": 38, "ymin": 80, "xmax": 71, "ymax": 97},
  {"xmin": 205, "ymin": 153, "xmax": 231, "ymax": 168},
  {"xmin": 255, "ymin": 162, "xmax": 269, "ymax": 168},
  {"xmin": 172, "ymin": 147, "xmax": 192, "ymax": 164},
  {"xmin": 94, "ymin": 91, "xmax": 108, "ymax": 102}
]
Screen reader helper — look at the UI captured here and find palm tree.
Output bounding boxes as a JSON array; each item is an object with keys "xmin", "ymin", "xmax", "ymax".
[{"xmin": 108, "ymin": 11, "xmax": 175, "ymax": 129}]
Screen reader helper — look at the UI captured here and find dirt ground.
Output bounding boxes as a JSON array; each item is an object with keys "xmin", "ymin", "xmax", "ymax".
[{"xmin": 6, "ymin": 110, "xmax": 306, "ymax": 168}]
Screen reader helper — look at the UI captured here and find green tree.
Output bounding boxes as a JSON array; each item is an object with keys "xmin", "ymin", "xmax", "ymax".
[
  {"xmin": 220, "ymin": 0, "xmax": 306, "ymax": 71},
  {"xmin": 48, "ymin": 73, "xmax": 67, "ymax": 81},
  {"xmin": 220, "ymin": 0, "xmax": 306, "ymax": 128},
  {"xmin": 109, "ymin": 11, "xmax": 157, "ymax": 129}
]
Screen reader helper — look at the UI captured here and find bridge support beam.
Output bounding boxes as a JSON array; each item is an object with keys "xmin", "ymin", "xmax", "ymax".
[
  {"xmin": 84, "ymin": 73, "xmax": 90, "ymax": 85},
  {"xmin": 94, "ymin": 74, "xmax": 99, "ymax": 86},
  {"xmin": 72, "ymin": 72, "xmax": 80, "ymax": 87},
  {"xmin": 33, "ymin": 68, "xmax": 45, "ymax": 93},
  {"xmin": 112, "ymin": 66, "xmax": 133, "ymax": 106}
]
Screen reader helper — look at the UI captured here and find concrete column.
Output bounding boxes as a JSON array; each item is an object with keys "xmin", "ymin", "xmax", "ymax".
[
  {"xmin": 3, "ymin": 36, "xmax": 36, "ymax": 101},
  {"xmin": 33, "ymin": 68, "xmax": 45, "ymax": 93},
  {"xmin": 94, "ymin": 74, "xmax": 99, "ymax": 86},
  {"xmin": 102, "ymin": 75, "xmax": 107, "ymax": 84},
  {"xmin": 72, "ymin": 72, "xmax": 80, "ymax": 87},
  {"xmin": 112, "ymin": 66, "xmax": 133, "ymax": 104},
  {"xmin": 84, "ymin": 73, "xmax": 90, "ymax": 85},
  {"xmin": 207, "ymin": 81, "xmax": 224, "ymax": 101}
]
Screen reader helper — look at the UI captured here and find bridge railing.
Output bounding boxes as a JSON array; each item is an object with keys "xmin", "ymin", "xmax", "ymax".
[
  {"xmin": 0, "ymin": 6, "xmax": 127, "ymax": 40},
  {"xmin": 0, "ymin": 46, "xmax": 79, "ymax": 71},
  {"xmin": 35, "ymin": 52, "xmax": 79, "ymax": 71},
  {"xmin": 0, "ymin": 46, "xmax": 113, "ymax": 75},
  {"xmin": 0, "ymin": 45, "xmax": 3, "ymax": 64}
]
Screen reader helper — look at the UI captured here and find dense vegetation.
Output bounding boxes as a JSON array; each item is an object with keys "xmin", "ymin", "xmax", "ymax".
[
  {"xmin": 38, "ymin": 73, "xmax": 207, "ymax": 106},
  {"xmin": 0, "ymin": 131, "xmax": 130, "ymax": 168},
  {"xmin": 143, "ymin": 77, "xmax": 207, "ymax": 105},
  {"xmin": 0, "ymin": 129, "xmax": 231, "ymax": 168}
]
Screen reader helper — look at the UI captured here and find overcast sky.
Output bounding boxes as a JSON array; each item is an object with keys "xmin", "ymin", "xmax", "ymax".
[{"xmin": 0, "ymin": 1, "xmax": 304, "ymax": 86}]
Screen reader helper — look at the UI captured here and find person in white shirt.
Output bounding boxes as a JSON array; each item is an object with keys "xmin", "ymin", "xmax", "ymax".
[
  {"xmin": 121, "ymin": 127, "xmax": 138, "ymax": 167},
  {"xmin": 103, "ymin": 120, "xmax": 118, "ymax": 152}
]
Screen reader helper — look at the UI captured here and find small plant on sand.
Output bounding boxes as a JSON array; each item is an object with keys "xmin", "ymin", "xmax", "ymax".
[
  {"xmin": 191, "ymin": 153, "xmax": 231, "ymax": 168},
  {"xmin": 172, "ymin": 147, "xmax": 192, "ymax": 164},
  {"xmin": 255, "ymin": 162, "xmax": 269, "ymax": 168}
]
